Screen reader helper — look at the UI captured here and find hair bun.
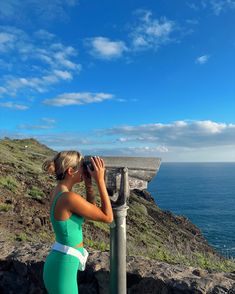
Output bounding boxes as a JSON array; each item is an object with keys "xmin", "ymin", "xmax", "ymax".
[{"xmin": 42, "ymin": 159, "xmax": 55, "ymax": 174}]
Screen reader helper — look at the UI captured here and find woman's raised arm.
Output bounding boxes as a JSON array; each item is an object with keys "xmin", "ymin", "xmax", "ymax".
[{"xmin": 67, "ymin": 156, "xmax": 113, "ymax": 223}]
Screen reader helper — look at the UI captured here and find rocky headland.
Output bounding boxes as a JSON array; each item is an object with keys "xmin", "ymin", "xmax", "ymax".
[
  {"xmin": 1, "ymin": 242, "xmax": 235, "ymax": 294},
  {"xmin": 0, "ymin": 138, "xmax": 234, "ymax": 293}
]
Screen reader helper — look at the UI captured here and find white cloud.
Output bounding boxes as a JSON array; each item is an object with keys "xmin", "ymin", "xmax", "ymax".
[
  {"xmin": 0, "ymin": 0, "xmax": 79, "ymax": 23},
  {"xmin": 18, "ymin": 117, "xmax": 56, "ymax": 129},
  {"xmin": 103, "ymin": 120, "xmax": 235, "ymax": 148},
  {"xmin": 53, "ymin": 48, "xmax": 81, "ymax": 70},
  {"xmin": 82, "ymin": 145, "xmax": 169, "ymax": 156},
  {"xmin": 187, "ymin": 0, "xmax": 235, "ymax": 15},
  {"xmin": 85, "ymin": 10, "xmax": 181, "ymax": 60},
  {"xmin": 15, "ymin": 132, "xmax": 109, "ymax": 150},
  {"xmin": 41, "ymin": 118, "xmax": 56, "ymax": 124},
  {"xmin": 54, "ymin": 70, "xmax": 73, "ymax": 80},
  {"xmin": 209, "ymin": 0, "xmax": 235, "ymax": 15},
  {"xmin": 186, "ymin": 19, "xmax": 199, "ymax": 25},
  {"xmin": 65, "ymin": 0, "xmax": 78, "ymax": 6},
  {"xmin": 5, "ymin": 74, "xmax": 67, "ymax": 94},
  {"xmin": 0, "ymin": 87, "xmax": 7, "ymax": 94},
  {"xmin": 1, "ymin": 120, "xmax": 235, "ymax": 161},
  {"xmin": 0, "ymin": 58, "xmax": 13, "ymax": 70},
  {"xmin": 196, "ymin": 54, "xmax": 210, "ymax": 64},
  {"xmin": 34, "ymin": 29, "xmax": 55, "ymax": 40},
  {"xmin": 0, "ymin": 26, "xmax": 81, "ymax": 96},
  {"xmin": 116, "ymin": 98, "xmax": 126, "ymax": 102},
  {"xmin": 43, "ymin": 92, "xmax": 114, "ymax": 106},
  {"xmin": 130, "ymin": 10, "xmax": 177, "ymax": 51},
  {"xmin": 187, "ymin": 2, "xmax": 200, "ymax": 10},
  {"xmin": 18, "ymin": 124, "xmax": 53, "ymax": 130},
  {"xmin": 0, "ymin": 101, "xmax": 29, "ymax": 110},
  {"xmin": 127, "ymin": 146, "xmax": 169, "ymax": 153},
  {"xmin": 0, "ymin": 31, "xmax": 16, "ymax": 52},
  {"xmin": 87, "ymin": 37, "xmax": 128, "ymax": 60},
  {"xmin": 6, "ymin": 77, "xmax": 42, "ymax": 94}
]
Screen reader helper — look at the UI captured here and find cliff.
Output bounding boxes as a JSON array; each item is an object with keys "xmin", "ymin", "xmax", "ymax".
[
  {"xmin": 0, "ymin": 138, "xmax": 235, "ymax": 293},
  {"xmin": 0, "ymin": 242, "xmax": 235, "ymax": 294}
]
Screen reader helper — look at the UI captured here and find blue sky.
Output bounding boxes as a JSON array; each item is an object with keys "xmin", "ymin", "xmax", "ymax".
[{"xmin": 0, "ymin": 0, "xmax": 234, "ymax": 161}]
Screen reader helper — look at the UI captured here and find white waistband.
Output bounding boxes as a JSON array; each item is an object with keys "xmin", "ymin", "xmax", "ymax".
[{"xmin": 51, "ymin": 241, "xmax": 89, "ymax": 271}]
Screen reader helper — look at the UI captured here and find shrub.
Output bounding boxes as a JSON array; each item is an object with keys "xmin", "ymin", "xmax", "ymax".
[
  {"xmin": 0, "ymin": 203, "xmax": 13, "ymax": 212},
  {"xmin": 28, "ymin": 186, "xmax": 44, "ymax": 200},
  {"xmin": 15, "ymin": 232, "xmax": 28, "ymax": 241},
  {"xmin": 84, "ymin": 239, "xmax": 109, "ymax": 251},
  {"xmin": 0, "ymin": 176, "xmax": 19, "ymax": 192}
]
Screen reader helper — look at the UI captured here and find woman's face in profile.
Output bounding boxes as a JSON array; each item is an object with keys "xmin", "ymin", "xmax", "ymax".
[
  {"xmin": 66, "ymin": 165, "xmax": 83, "ymax": 183},
  {"xmin": 75, "ymin": 165, "xmax": 84, "ymax": 183}
]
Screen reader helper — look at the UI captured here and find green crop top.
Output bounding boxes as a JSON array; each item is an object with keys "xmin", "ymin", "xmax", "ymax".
[{"xmin": 50, "ymin": 191, "xmax": 84, "ymax": 249}]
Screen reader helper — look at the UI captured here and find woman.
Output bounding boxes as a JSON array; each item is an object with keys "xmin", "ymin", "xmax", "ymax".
[{"xmin": 42, "ymin": 151, "xmax": 113, "ymax": 294}]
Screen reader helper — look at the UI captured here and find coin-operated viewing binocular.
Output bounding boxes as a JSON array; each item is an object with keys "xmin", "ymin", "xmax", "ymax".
[
  {"xmin": 83, "ymin": 155, "xmax": 162, "ymax": 294},
  {"xmin": 83, "ymin": 155, "xmax": 161, "ymax": 208}
]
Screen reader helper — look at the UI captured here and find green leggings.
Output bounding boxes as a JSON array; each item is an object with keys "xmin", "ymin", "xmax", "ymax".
[{"xmin": 43, "ymin": 248, "xmax": 83, "ymax": 294}]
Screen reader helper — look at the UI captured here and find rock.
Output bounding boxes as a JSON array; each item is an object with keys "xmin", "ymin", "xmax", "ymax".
[
  {"xmin": 0, "ymin": 242, "xmax": 234, "ymax": 294},
  {"xmin": 14, "ymin": 260, "xmax": 28, "ymax": 276},
  {"xmin": 192, "ymin": 268, "xmax": 206, "ymax": 277},
  {"xmin": 132, "ymin": 189, "xmax": 155, "ymax": 203},
  {"xmin": 26, "ymin": 216, "xmax": 33, "ymax": 225},
  {"xmin": 34, "ymin": 218, "xmax": 42, "ymax": 227},
  {"xmin": 228, "ymin": 284, "xmax": 235, "ymax": 294}
]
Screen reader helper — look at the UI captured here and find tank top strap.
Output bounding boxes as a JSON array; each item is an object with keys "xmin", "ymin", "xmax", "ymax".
[{"xmin": 50, "ymin": 191, "xmax": 66, "ymax": 219}]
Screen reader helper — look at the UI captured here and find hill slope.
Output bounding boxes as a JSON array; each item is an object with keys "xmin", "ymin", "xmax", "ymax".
[{"xmin": 0, "ymin": 138, "xmax": 234, "ymax": 272}]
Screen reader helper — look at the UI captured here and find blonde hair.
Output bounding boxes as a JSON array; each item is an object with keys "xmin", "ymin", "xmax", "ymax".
[{"xmin": 42, "ymin": 151, "xmax": 83, "ymax": 181}]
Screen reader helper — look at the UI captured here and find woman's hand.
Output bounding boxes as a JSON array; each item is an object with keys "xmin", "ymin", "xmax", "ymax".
[{"xmin": 87, "ymin": 156, "xmax": 105, "ymax": 183}]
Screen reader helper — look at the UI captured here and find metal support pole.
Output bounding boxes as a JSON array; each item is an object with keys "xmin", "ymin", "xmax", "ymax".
[{"xmin": 110, "ymin": 167, "xmax": 129, "ymax": 294}]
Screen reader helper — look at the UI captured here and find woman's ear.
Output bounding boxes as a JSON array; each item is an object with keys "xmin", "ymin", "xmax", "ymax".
[{"xmin": 67, "ymin": 167, "xmax": 74, "ymax": 176}]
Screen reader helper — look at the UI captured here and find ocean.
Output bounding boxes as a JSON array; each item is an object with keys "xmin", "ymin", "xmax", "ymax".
[{"xmin": 148, "ymin": 162, "xmax": 235, "ymax": 259}]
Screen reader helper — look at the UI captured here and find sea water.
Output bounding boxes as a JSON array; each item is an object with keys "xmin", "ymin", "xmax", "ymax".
[{"xmin": 148, "ymin": 162, "xmax": 235, "ymax": 258}]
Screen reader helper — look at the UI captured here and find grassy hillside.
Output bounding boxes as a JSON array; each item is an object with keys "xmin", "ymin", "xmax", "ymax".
[{"xmin": 0, "ymin": 138, "xmax": 234, "ymax": 272}]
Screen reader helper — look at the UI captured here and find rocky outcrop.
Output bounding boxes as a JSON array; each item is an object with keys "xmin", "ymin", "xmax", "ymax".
[
  {"xmin": 132, "ymin": 188, "xmax": 156, "ymax": 203},
  {"xmin": 0, "ymin": 242, "xmax": 234, "ymax": 294}
]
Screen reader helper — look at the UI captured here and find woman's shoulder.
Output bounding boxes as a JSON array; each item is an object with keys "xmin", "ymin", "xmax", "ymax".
[{"xmin": 64, "ymin": 191, "xmax": 84, "ymax": 203}]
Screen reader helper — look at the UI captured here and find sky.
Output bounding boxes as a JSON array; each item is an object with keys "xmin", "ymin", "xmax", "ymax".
[{"xmin": 0, "ymin": 0, "xmax": 234, "ymax": 162}]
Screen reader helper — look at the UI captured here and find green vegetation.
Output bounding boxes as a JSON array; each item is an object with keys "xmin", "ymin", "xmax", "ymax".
[
  {"xmin": 15, "ymin": 232, "xmax": 29, "ymax": 242},
  {"xmin": 131, "ymin": 202, "xmax": 148, "ymax": 216},
  {"xmin": 0, "ymin": 176, "xmax": 19, "ymax": 192},
  {"xmin": 191, "ymin": 252, "xmax": 235, "ymax": 272},
  {"xmin": 0, "ymin": 137, "xmax": 55, "ymax": 173},
  {"xmin": 84, "ymin": 239, "xmax": 109, "ymax": 251},
  {"xmin": 36, "ymin": 231, "xmax": 54, "ymax": 243},
  {"xmin": 0, "ymin": 203, "xmax": 13, "ymax": 212},
  {"xmin": 88, "ymin": 220, "xmax": 110, "ymax": 233},
  {"xmin": 28, "ymin": 186, "xmax": 44, "ymax": 200},
  {"xmin": 141, "ymin": 246, "xmax": 235, "ymax": 272}
]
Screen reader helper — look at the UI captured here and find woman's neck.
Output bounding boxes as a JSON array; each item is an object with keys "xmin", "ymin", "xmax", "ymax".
[{"xmin": 58, "ymin": 180, "xmax": 73, "ymax": 192}]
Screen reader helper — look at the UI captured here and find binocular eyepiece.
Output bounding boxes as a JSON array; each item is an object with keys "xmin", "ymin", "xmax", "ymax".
[{"xmin": 82, "ymin": 155, "xmax": 95, "ymax": 172}]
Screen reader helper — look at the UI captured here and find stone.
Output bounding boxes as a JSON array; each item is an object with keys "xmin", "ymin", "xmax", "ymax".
[
  {"xmin": 34, "ymin": 217, "xmax": 42, "ymax": 227},
  {"xmin": 132, "ymin": 189, "xmax": 155, "ymax": 203},
  {"xmin": 0, "ymin": 243, "xmax": 234, "ymax": 294}
]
